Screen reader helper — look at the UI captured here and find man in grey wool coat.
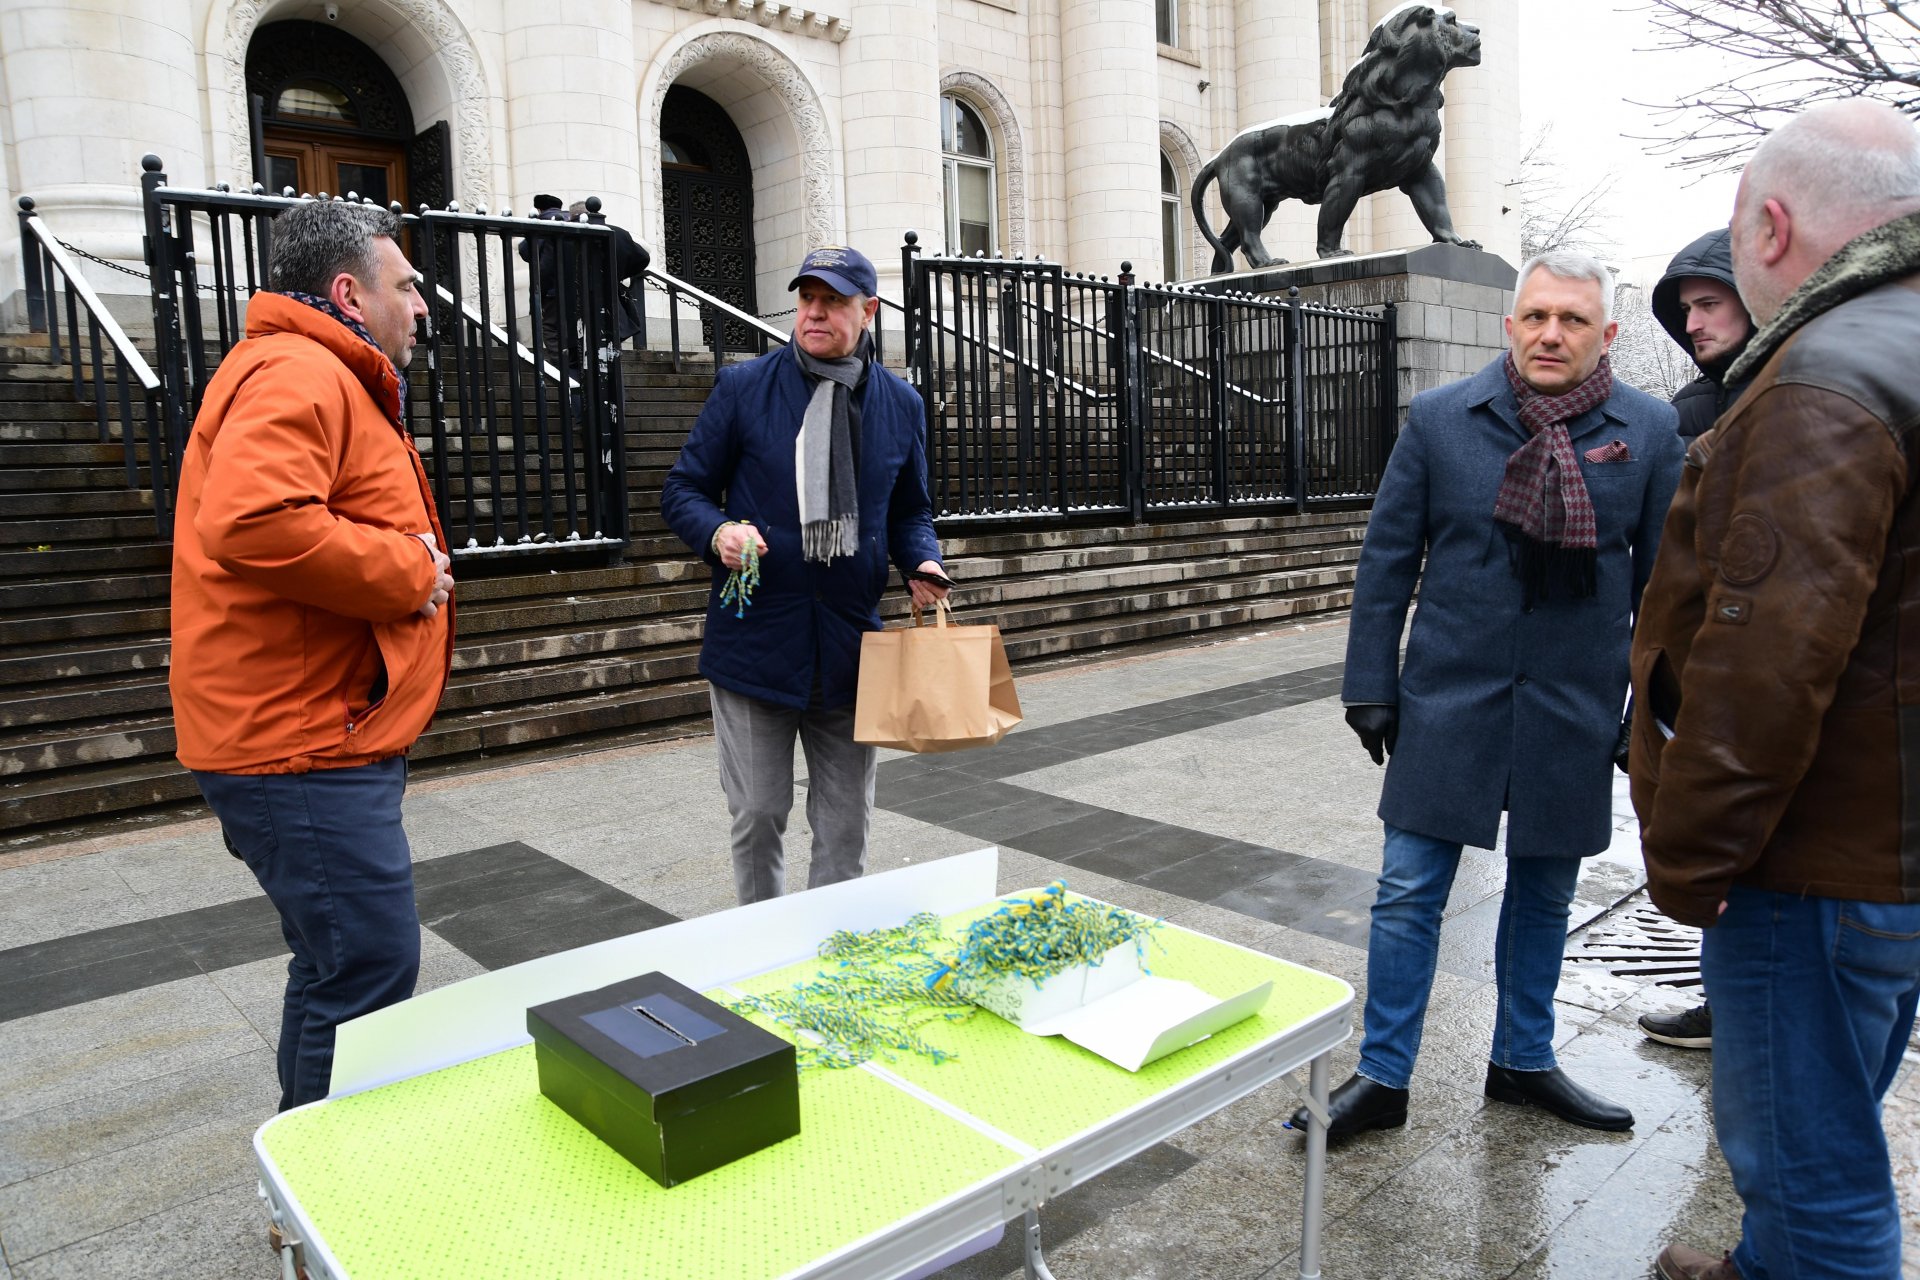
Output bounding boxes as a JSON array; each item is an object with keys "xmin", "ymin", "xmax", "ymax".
[{"xmin": 1288, "ymin": 249, "xmax": 1685, "ymax": 1143}]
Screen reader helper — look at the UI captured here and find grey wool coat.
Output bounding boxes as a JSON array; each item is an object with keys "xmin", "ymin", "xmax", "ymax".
[{"xmin": 1343, "ymin": 357, "xmax": 1684, "ymax": 857}]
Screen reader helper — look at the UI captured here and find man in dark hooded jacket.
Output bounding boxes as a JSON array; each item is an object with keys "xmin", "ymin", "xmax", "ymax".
[
  {"xmin": 1632, "ymin": 228, "xmax": 1757, "ymax": 1055},
  {"xmin": 1650, "ymin": 228, "xmax": 1755, "ymax": 439}
]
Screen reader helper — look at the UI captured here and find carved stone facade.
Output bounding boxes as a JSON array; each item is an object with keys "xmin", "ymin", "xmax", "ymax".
[{"xmin": 0, "ymin": 0, "xmax": 1519, "ymax": 315}]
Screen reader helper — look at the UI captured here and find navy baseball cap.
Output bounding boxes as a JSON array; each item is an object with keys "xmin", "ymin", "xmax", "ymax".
[{"xmin": 787, "ymin": 245, "xmax": 877, "ymax": 298}]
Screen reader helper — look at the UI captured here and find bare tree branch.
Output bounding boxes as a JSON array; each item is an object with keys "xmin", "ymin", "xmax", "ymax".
[
  {"xmin": 1509, "ymin": 125, "xmax": 1620, "ymax": 259},
  {"xmin": 1610, "ymin": 283, "xmax": 1697, "ymax": 399},
  {"xmin": 1631, "ymin": 0, "xmax": 1920, "ymax": 173}
]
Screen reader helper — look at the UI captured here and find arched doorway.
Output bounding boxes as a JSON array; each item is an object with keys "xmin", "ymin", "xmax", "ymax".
[
  {"xmin": 659, "ymin": 85, "xmax": 757, "ymax": 332},
  {"xmin": 246, "ymin": 20, "xmax": 451, "ymax": 211}
]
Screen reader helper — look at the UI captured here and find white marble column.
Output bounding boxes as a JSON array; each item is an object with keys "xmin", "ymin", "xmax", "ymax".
[
  {"xmin": 840, "ymin": 0, "xmax": 944, "ymax": 302},
  {"xmin": 1235, "ymin": 0, "xmax": 1322, "ymax": 261},
  {"xmin": 501, "ymin": 2, "xmax": 641, "ymax": 221},
  {"xmin": 1444, "ymin": 0, "xmax": 1520, "ymax": 264},
  {"xmin": 1319, "ymin": 0, "xmax": 1373, "ymax": 251},
  {"xmin": 1363, "ymin": 0, "xmax": 1434, "ymax": 254},
  {"xmin": 1060, "ymin": 0, "xmax": 1160, "ymax": 274},
  {"xmin": 0, "ymin": 0, "xmax": 204, "ymax": 288}
]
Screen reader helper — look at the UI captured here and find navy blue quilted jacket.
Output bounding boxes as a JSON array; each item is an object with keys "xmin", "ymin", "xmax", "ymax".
[{"xmin": 660, "ymin": 343, "xmax": 943, "ymax": 710}]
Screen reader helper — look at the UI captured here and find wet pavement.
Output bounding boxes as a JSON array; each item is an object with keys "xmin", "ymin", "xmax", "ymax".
[{"xmin": 0, "ymin": 618, "xmax": 1914, "ymax": 1279}]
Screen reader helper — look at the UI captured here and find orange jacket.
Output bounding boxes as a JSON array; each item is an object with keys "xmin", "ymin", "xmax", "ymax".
[{"xmin": 169, "ymin": 292, "xmax": 453, "ymax": 774}]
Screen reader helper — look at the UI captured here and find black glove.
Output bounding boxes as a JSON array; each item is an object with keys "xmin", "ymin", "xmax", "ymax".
[
  {"xmin": 1345, "ymin": 704, "xmax": 1399, "ymax": 766},
  {"xmin": 1613, "ymin": 712, "xmax": 1632, "ymax": 774}
]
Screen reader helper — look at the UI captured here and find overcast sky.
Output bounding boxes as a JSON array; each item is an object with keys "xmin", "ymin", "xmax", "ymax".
[{"xmin": 1516, "ymin": 1, "xmax": 1745, "ymax": 284}]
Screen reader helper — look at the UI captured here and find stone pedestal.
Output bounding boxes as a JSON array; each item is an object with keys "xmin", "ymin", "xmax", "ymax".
[{"xmin": 1195, "ymin": 242, "xmax": 1516, "ymax": 416}]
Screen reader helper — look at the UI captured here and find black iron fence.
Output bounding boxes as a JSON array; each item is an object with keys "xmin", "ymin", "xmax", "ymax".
[
  {"xmin": 14, "ymin": 159, "xmax": 1397, "ymax": 551},
  {"xmin": 135, "ymin": 158, "xmax": 628, "ymax": 557},
  {"xmin": 901, "ymin": 236, "xmax": 1397, "ymax": 522},
  {"xmin": 14, "ymin": 198, "xmax": 170, "ymax": 523}
]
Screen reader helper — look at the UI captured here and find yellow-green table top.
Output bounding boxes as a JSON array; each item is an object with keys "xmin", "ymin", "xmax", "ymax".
[{"xmin": 259, "ymin": 900, "xmax": 1348, "ymax": 1280}]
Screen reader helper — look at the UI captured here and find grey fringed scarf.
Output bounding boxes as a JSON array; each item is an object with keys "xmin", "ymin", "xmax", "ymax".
[{"xmin": 792, "ymin": 335, "xmax": 869, "ymax": 562}]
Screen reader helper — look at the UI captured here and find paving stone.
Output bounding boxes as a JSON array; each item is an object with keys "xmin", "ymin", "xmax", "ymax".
[
  {"xmin": 0, "ymin": 1047, "xmax": 277, "ymax": 1188},
  {"xmin": 0, "ymin": 1109, "xmax": 262, "ymax": 1261},
  {"xmin": 9, "ymin": 1181, "xmax": 264, "ymax": 1280},
  {"xmin": 0, "ymin": 977, "xmax": 264, "ymax": 1125}
]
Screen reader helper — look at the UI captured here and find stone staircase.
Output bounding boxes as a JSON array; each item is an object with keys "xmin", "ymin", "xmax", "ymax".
[{"xmin": 0, "ymin": 342, "xmax": 1368, "ymax": 839}]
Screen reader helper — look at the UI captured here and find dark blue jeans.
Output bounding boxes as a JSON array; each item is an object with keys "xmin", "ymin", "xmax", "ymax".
[
  {"xmin": 1357, "ymin": 823, "xmax": 1581, "ymax": 1090},
  {"xmin": 1704, "ymin": 885, "xmax": 1920, "ymax": 1279},
  {"xmin": 194, "ymin": 758, "xmax": 420, "ymax": 1111}
]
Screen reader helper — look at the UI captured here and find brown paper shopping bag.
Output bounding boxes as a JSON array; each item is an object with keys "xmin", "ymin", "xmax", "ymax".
[{"xmin": 854, "ymin": 600, "xmax": 1023, "ymax": 752}]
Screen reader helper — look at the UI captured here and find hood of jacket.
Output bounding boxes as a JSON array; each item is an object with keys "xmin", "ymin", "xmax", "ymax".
[{"xmin": 1650, "ymin": 228, "xmax": 1752, "ymax": 382}]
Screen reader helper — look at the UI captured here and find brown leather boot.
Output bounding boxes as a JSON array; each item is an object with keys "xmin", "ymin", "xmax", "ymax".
[{"xmin": 1654, "ymin": 1243, "xmax": 1742, "ymax": 1279}]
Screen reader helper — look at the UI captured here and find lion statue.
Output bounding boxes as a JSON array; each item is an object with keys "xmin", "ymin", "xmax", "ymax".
[{"xmin": 1191, "ymin": 4, "xmax": 1484, "ymax": 271}]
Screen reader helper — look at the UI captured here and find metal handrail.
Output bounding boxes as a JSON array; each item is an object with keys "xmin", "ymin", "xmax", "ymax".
[
  {"xmin": 644, "ymin": 265, "xmax": 791, "ymax": 347},
  {"xmin": 19, "ymin": 215, "xmax": 161, "ymax": 392},
  {"xmin": 435, "ymin": 282, "xmax": 575, "ymax": 389}
]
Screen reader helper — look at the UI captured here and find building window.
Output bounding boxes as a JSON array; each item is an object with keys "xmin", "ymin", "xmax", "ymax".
[
  {"xmin": 941, "ymin": 95, "xmax": 996, "ymax": 257},
  {"xmin": 276, "ymin": 79, "xmax": 356, "ymax": 125},
  {"xmin": 1161, "ymin": 153, "xmax": 1181, "ymax": 282},
  {"xmin": 1156, "ymin": 0, "xmax": 1178, "ymax": 47}
]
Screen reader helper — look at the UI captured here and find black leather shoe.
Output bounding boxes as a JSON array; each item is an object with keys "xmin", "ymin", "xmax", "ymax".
[
  {"xmin": 1484, "ymin": 1064, "xmax": 1633, "ymax": 1131},
  {"xmin": 1286, "ymin": 1073, "xmax": 1409, "ymax": 1142}
]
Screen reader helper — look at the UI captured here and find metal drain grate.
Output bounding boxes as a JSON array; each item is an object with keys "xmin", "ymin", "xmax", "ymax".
[{"xmin": 1566, "ymin": 899, "xmax": 1703, "ymax": 990}]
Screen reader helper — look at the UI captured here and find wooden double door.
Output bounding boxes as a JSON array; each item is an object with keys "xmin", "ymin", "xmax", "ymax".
[{"xmin": 263, "ymin": 128, "xmax": 406, "ymax": 206}]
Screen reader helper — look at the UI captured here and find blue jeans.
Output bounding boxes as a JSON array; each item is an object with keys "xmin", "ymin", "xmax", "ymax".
[
  {"xmin": 1703, "ymin": 886, "xmax": 1920, "ymax": 1280},
  {"xmin": 194, "ymin": 758, "xmax": 421, "ymax": 1111},
  {"xmin": 1357, "ymin": 823, "xmax": 1581, "ymax": 1090}
]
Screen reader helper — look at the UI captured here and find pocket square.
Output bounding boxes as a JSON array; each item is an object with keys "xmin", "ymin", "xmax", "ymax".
[{"xmin": 1584, "ymin": 439, "xmax": 1632, "ymax": 464}]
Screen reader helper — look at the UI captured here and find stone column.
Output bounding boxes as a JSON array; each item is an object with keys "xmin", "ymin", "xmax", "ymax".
[
  {"xmin": 1235, "ymin": 0, "xmax": 1321, "ymax": 261},
  {"xmin": 1364, "ymin": 0, "xmax": 1434, "ymax": 254},
  {"xmin": 501, "ymin": 2, "xmax": 641, "ymax": 221},
  {"xmin": 840, "ymin": 1, "xmax": 944, "ymax": 303},
  {"xmin": 0, "ymin": 0, "xmax": 204, "ymax": 296},
  {"xmin": 1319, "ymin": 0, "xmax": 1373, "ymax": 251},
  {"xmin": 1025, "ymin": 0, "xmax": 1067, "ymax": 262},
  {"xmin": 1060, "ymin": 0, "xmax": 1159, "ymax": 274},
  {"xmin": 1444, "ymin": 0, "xmax": 1520, "ymax": 265}
]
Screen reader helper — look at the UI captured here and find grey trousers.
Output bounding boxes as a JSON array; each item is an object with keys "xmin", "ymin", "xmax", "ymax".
[{"xmin": 710, "ymin": 684, "xmax": 877, "ymax": 905}]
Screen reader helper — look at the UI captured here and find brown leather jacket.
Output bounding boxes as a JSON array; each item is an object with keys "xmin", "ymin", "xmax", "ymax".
[{"xmin": 1630, "ymin": 219, "xmax": 1920, "ymax": 928}]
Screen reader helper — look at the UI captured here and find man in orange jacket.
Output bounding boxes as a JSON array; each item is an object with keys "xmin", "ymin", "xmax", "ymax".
[{"xmin": 169, "ymin": 200, "xmax": 449, "ymax": 1111}]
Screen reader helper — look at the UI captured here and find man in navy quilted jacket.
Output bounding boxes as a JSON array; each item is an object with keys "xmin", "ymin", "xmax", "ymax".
[{"xmin": 662, "ymin": 246, "xmax": 949, "ymax": 904}]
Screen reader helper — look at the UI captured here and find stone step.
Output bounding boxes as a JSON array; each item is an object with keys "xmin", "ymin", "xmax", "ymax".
[
  {"xmin": 0, "ymin": 635, "xmax": 171, "ymax": 687},
  {"xmin": 0, "ymin": 569, "xmax": 171, "ymax": 613},
  {"xmin": 0, "ymin": 442, "xmax": 152, "ymax": 468},
  {"xmin": 0, "ymin": 513, "xmax": 162, "ymax": 546},
  {"xmin": 0, "ymin": 467, "xmax": 133, "ymax": 491},
  {"xmin": 0, "ymin": 399, "xmax": 127, "ymax": 422},
  {"xmin": 0, "ymin": 541, "xmax": 171, "ymax": 581},
  {"xmin": 0, "ymin": 757, "xmax": 204, "ymax": 832},
  {"xmin": 0, "ymin": 670, "xmax": 175, "ymax": 732},
  {"xmin": 1, "ymin": 488, "xmax": 157, "ymax": 516},
  {"xmin": 0, "ymin": 570, "xmax": 1361, "ymax": 835},
  {"xmin": 0, "ymin": 519, "xmax": 1360, "ymax": 641}
]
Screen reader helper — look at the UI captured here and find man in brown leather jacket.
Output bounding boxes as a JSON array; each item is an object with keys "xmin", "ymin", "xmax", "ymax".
[{"xmin": 1631, "ymin": 101, "xmax": 1920, "ymax": 1280}]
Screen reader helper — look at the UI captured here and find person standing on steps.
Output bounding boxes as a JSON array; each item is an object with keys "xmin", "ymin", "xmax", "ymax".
[{"xmin": 1286, "ymin": 249, "xmax": 1683, "ymax": 1144}]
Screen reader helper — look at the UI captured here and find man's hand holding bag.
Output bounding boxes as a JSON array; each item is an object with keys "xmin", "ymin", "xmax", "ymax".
[{"xmin": 854, "ymin": 600, "xmax": 1022, "ymax": 753}]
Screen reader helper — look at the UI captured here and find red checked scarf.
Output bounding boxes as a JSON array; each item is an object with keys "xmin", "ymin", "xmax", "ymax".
[{"xmin": 1494, "ymin": 352, "xmax": 1612, "ymax": 607}]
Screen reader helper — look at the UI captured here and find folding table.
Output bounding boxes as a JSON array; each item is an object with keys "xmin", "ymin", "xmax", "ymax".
[{"xmin": 255, "ymin": 848, "xmax": 1352, "ymax": 1279}]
